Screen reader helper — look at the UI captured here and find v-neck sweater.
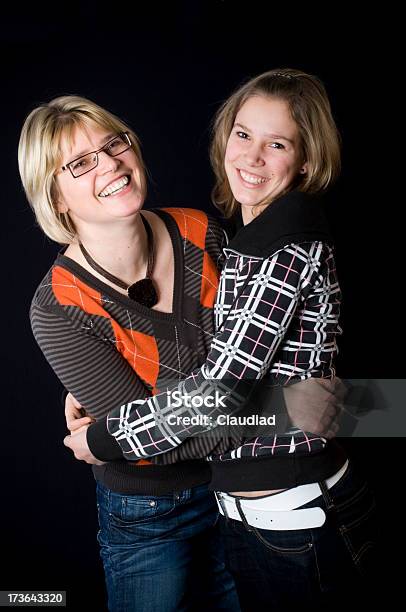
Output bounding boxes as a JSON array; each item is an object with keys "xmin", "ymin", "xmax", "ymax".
[{"xmin": 30, "ymin": 208, "xmax": 226, "ymax": 495}]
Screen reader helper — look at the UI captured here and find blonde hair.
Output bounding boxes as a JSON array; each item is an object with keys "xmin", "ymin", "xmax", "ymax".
[
  {"xmin": 18, "ymin": 95, "xmax": 147, "ymax": 243},
  {"xmin": 210, "ymin": 68, "xmax": 341, "ymax": 217}
]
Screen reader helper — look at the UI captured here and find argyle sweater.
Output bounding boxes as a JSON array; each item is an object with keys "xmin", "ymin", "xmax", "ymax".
[
  {"xmin": 30, "ymin": 207, "xmax": 232, "ymax": 495},
  {"xmin": 87, "ymin": 191, "xmax": 347, "ymax": 491}
]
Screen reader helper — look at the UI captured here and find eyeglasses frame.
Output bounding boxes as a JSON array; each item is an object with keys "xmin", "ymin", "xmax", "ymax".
[{"xmin": 60, "ymin": 132, "xmax": 132, "ymax": 178}]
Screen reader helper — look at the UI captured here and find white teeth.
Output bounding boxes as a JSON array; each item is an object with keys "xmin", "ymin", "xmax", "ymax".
[
  {"xmin": 99, "ymin": 175, "xmax": 129, "ymax": 197},
  {"xmin": 239, "ymin": 169, "xmax": 268, "ymax": 185}
]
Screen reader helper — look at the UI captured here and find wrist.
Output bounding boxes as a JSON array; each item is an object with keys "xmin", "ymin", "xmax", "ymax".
[{"xmin": 86, "ymin": 418, "xmax": 124, "ymax": 461}]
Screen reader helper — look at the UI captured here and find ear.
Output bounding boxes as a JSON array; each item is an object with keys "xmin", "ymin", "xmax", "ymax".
[
  {"xmin": 52, "ymin": 176, "xmax": 69, "ymax": 213},
  {"xmin": 299, "ymin": 161, "xmax": 308, "ymax": 175},
  {"xmin": 56, "ymin": 200, "xmax": 69, "ymax": 214}
]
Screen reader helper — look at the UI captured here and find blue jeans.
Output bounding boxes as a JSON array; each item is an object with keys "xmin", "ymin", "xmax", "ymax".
[
  {"xmin": 219, "ymin": 460, "xmax": 380, "ymax": 610},
  {"xmin": 96, "ymin": 482, "xmax": 240, "ymax": 612}
]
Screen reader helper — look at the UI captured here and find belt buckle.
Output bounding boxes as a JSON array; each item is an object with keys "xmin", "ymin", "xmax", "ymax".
[{"xmin": 214, "ymin": 491, "xmax": 229, "ymax": 520}]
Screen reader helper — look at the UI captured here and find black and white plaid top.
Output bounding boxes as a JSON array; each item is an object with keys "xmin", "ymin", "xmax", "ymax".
[{"xmin": 89, "ymin": 191, "xmax": 346, "ymax": 489}]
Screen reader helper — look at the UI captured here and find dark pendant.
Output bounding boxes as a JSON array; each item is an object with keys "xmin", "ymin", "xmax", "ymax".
[{"xmin": 128, "ymin": 278, "xmax": 158, "ymax": 307}]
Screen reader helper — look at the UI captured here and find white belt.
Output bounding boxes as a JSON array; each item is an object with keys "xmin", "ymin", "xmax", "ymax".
[{"xmin": 215, "ymin": 460, "xmax": 349, "ymax": 531}]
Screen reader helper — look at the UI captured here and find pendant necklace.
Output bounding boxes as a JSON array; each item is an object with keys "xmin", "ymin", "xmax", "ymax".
[{"xmin": 79, "ymin": 214, "xmax": 158, "ymax": 307}]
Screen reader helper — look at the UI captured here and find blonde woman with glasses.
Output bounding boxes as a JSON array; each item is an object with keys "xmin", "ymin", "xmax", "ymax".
[{"xmin": 19, "ymin": 96, "xmax": 241, "ymax": 612}]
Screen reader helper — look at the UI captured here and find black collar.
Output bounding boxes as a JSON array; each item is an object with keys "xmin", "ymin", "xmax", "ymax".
[{"xmin": 227, "ymin": 190, "xmax": 332, "ymax": 257}]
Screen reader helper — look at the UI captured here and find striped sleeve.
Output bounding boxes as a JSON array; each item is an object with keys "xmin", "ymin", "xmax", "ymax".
[
  {"xmin": 30, "ymin": 302, "xmax": 150, "ymax": 424},
  {"xmin": 88, "ymin": 242, "xmax": 326, "ymax": 460}
]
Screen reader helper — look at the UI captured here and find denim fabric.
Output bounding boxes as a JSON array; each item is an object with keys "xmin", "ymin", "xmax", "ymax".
[
  {"xmin": 219, "ymin": 461, "xmax": 381, "ymax": 610},
  {"xmin": 96, "ymin": 482, "xmax": 240, "ymax": 612}
]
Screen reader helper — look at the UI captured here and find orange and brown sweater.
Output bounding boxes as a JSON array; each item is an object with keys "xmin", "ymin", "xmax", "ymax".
[{"xmin": 30, "ymin": 208, "xmax": 226, "ymax": 495}]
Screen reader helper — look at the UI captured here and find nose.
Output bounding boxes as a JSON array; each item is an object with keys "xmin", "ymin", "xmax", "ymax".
[
  {"xmin": 97, "ymin": 150, "xmax": 120, "ymax": 173},
  {"xmin": 243, "ymin": 141, "xmax": 265, "ymax": 166}
]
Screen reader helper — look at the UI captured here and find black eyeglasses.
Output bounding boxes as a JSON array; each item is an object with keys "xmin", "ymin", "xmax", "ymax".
[{"xmin": 61, "ymin": 132, "xmax": 132, "ymax": 178}]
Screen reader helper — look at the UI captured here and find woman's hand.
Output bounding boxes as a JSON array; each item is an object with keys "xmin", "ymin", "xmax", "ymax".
[
  {"xmin": 65, "ymin": 392, "xmax": 95, "ymax": 433},
  {"xmin": 63, "ymin": 427, "xmax": 105, "ymax": 465},
  {"xmin": 284, "ymin": 377, "xmax": 346, "ymax": 438}
]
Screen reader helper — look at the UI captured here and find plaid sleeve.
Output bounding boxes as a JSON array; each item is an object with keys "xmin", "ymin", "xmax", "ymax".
[{"xmin": 95, "ymin": 242, "xmax": 326, "ymax": 459}]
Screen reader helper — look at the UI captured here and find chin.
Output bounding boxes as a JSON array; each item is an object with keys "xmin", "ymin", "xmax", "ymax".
[
  {"xmin": 234, "ymin": 191, "xmax": 267, "ymax": 207},
  {"xmin": 109, "ymin": 197, "xmax": 144, "ymax": 218}
]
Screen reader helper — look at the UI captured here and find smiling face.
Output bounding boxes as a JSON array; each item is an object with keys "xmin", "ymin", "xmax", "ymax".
[
  {"xmin": 224, "ymin": 95, "xmax": 307, "ymax": 221},
  {"xmin": 55, "ymin": 122, "xmax": 144, "ymax": 235}
]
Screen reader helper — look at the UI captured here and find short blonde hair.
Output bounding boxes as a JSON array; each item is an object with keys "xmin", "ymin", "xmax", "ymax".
[
  {"xmin": 18, "ymin": 95, "xmax": 147, "ymax": 243},
  {"xmin": 210, "ymin": 68, "xmax": 341, "ymax": 218}
]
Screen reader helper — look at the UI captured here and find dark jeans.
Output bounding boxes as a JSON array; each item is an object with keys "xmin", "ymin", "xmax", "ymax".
[
  {"xmin": 96, "ymin": 482, "xmax": 240, "ymax": 612},
  {"xmin": 219, "ymin": 460, "xmax": 381, "ymax": 610}
]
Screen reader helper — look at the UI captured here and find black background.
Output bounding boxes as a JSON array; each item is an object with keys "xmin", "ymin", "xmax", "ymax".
[{"xmin": 1, "ymin": 3, "xmax": 401, "ymax": 609}]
